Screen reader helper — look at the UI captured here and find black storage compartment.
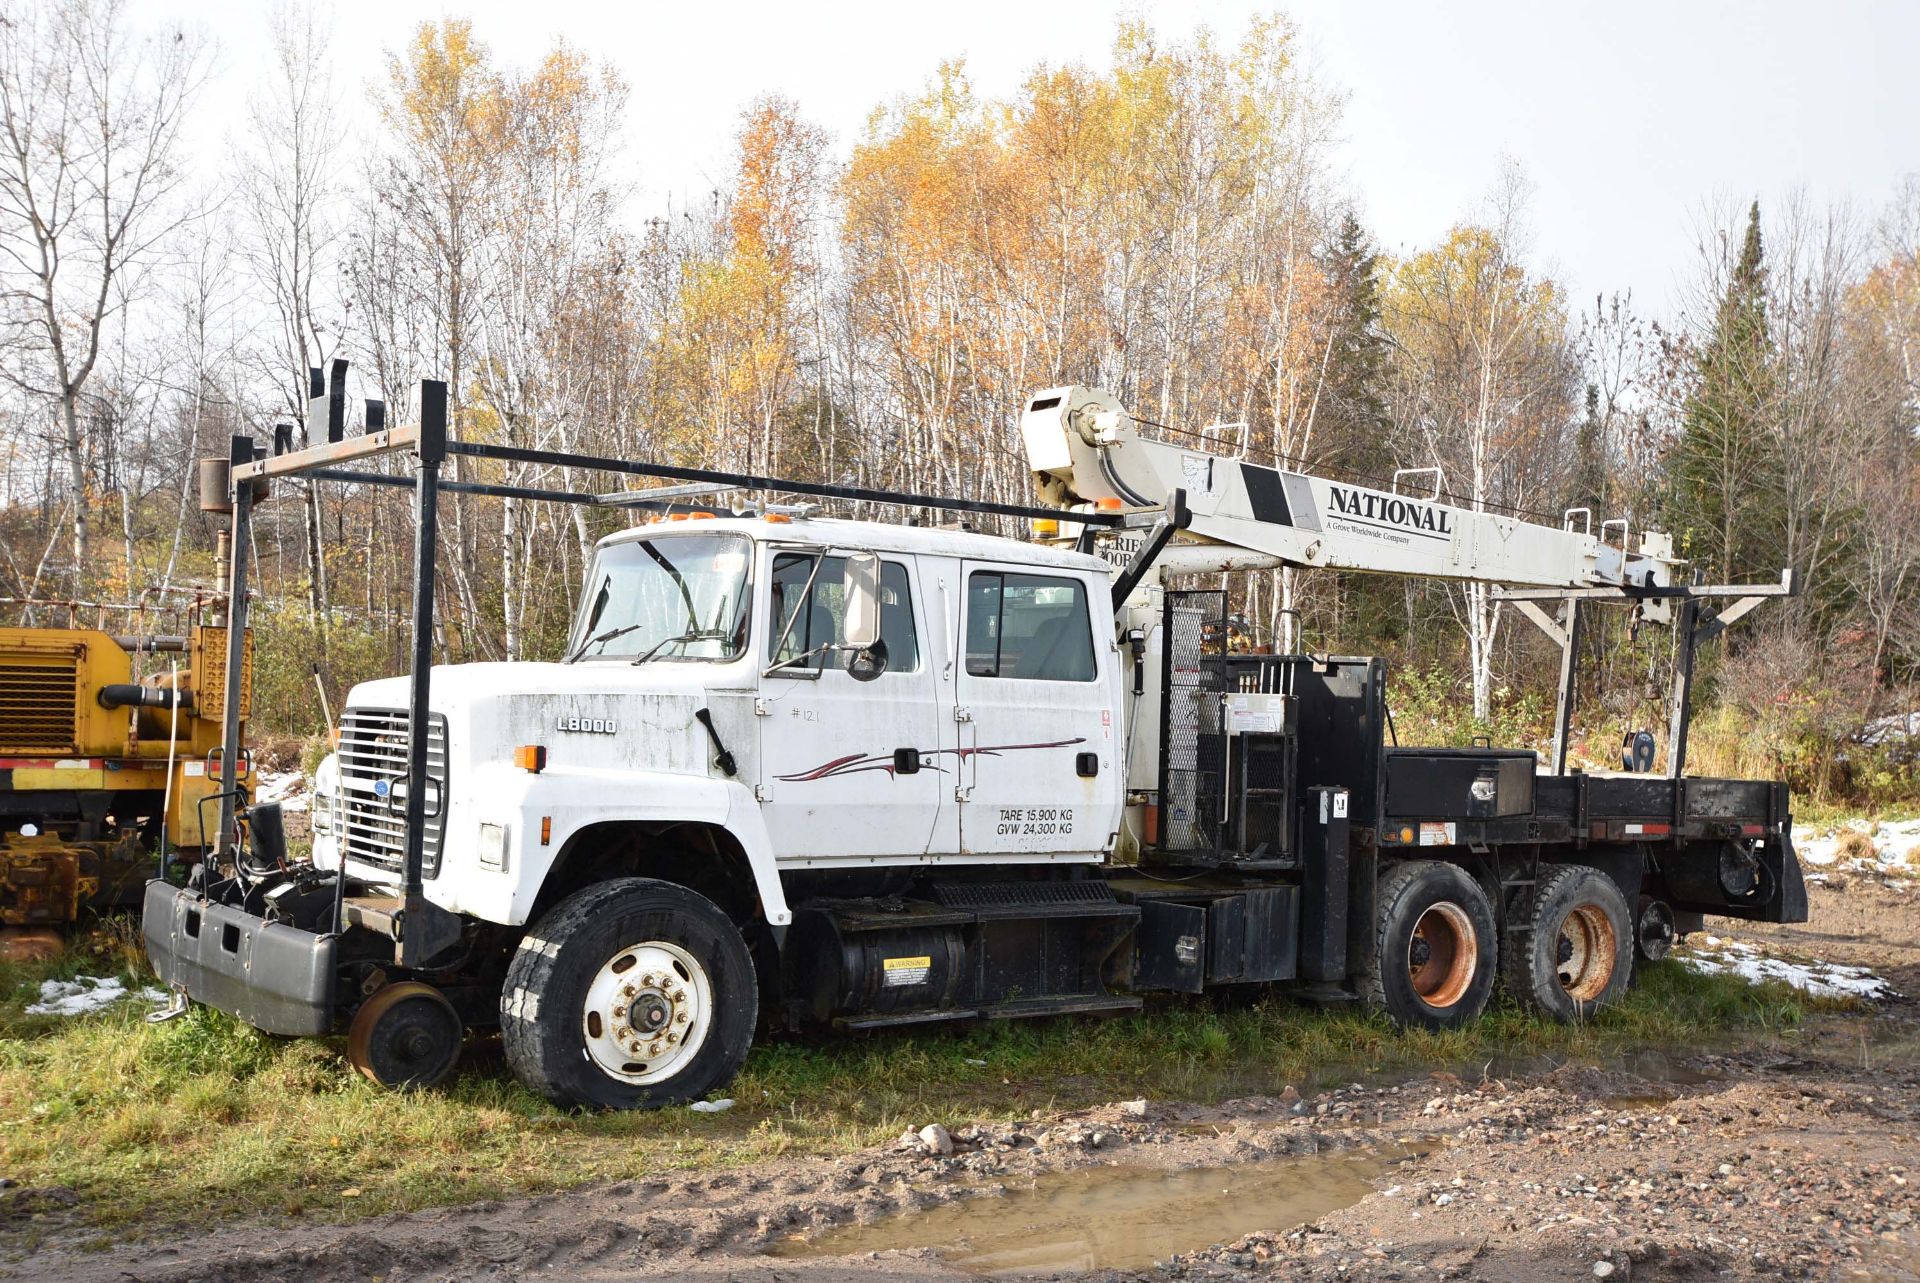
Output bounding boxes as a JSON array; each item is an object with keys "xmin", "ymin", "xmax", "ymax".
[
  {"xmin": 1207, "ymin": 886, "xmax": 1298, "ymax": 984},
  {"xmin": 1384, "ymin": 748, "xmax": 1535, "ymax": 820},
  {"xmin": 1126, "ymin": 885, "xmax": 1298, "ymax": 989}
]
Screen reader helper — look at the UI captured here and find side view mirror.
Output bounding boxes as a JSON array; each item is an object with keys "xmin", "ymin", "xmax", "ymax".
[
  {"xmin": 839, "ymin": 552, "xmax": 882, "ymax": 650},
  {"xmin": 847, "ymin": 637, "xmax": 888, "ymax": 683}
]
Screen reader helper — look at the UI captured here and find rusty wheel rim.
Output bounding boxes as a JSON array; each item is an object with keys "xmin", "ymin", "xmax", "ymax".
[
  {"xmin": 1556, "ymin": 903, "xmax": 1618, "ymax": 1001},
  {"xmin": 1407, "ymin": 901, "xmax": 1477, "ymax": 1009},
  {"xmin": 345, "ymin": 981, "xmax": 461, "ymax": 1087}
]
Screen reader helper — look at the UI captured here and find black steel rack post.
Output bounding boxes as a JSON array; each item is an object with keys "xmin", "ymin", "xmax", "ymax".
[{"xmin": 1496, "ymin": 569, "xmax": 1797, "ymax": 779}]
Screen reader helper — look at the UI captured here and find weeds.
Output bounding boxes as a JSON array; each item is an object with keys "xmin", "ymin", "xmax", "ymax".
[{"xmin": 0, "ymin": 928, "xmax": 1841, "ymax": 1239}]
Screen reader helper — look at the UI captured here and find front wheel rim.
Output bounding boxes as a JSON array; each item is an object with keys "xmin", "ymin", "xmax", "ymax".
[
  {"xmin": 1556, "ymin": 903, "xmax": 1618, "ymax": 1000},
  {"xmin": 1407, "ymin": 901, "xmax": 1477, "ymax": 1009},
  {"xmin": 581, "ymin": 940, "xmax": 714, "ymax": 1085}
]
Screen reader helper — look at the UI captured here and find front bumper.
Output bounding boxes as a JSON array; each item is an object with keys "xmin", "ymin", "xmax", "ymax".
[{"xmin": 141, "ymin": 880, "xmax": 337, "ymax": 1036}]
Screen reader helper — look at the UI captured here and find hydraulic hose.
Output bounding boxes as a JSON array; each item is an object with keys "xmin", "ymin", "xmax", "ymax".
[{"xmin": 97, "ymin": 683, "xmax": 194, "ymax": 711}]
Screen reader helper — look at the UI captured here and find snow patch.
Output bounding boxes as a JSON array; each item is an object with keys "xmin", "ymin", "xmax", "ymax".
[
  {"xmin": 254, "ymin": 769, "xmax": 310, "ymax": 814},
  {"xmin": 1679, "ymin": 939, "xmax": 1892, "ymax": 1001},
  {"xmin": 1860, "ymin": 710, "xmax": 1920, "ymax": 746},
  {"xmin": 1793, "ymin": 818, "xmax": 1920, "ymax": 875},
  {"xmin": 25, "ymin": 975, "xmax": 167, "ymax": 1016}
]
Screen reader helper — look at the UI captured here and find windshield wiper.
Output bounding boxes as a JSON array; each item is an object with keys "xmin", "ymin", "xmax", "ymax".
[
  {"xmin": 629, "ymin": 628, "xmax": 725, "ymax": 666},
  {"xmin": 565, "ymin": 622, "xmax": 644, "ymax": 663}
]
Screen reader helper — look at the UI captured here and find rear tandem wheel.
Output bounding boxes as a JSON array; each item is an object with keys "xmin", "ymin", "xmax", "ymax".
[
  {"xmin": 1503, "ymin": 864, "xmax": 1634, "ymax": 1021},
  {"xmin": 1361, "ymin": 860, "xmax": 1499, "ymax": 1030}
]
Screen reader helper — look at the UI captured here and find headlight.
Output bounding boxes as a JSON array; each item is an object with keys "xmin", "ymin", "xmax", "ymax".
[
  {"xmin": 478, "ymin": 821, "xmax": 509, "ymax": 871},
  {"xmin": 312, "ymin": 753, "xmax": 340, "ymax": 836}
]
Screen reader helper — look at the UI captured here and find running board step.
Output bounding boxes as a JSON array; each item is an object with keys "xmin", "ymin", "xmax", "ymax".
[
  {"xmin": 834, "ymin": 994, "xmax": 1142, "ymax": 1031},
  {"xmin": 980, "ymin": 994, "xmax": 1142, "ymax": 1020}
]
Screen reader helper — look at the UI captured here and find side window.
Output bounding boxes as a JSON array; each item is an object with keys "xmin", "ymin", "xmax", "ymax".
[
  {"xmin": 965, "ymin": 571, "xmax": 1096, "ymax": 681},
  {"xmin": 769, "ymin": 553, "xmax": 919, "ymax": 673}
]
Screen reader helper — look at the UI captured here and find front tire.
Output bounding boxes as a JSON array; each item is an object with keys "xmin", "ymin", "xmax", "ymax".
[
  {"xmin": 501, "ymin": 878, "xmax": 757, "ymax": 1110},
  {"xmin": 1361, "ymin": 860, "xmax": 1498, "ymax": 1030}
]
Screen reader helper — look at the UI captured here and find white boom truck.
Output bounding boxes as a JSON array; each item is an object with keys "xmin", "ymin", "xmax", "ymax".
[{"xmin": 143, "ymin": 368, "xmax": 1806, "ymax": 1110}]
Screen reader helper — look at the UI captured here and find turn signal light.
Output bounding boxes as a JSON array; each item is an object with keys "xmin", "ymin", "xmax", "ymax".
[
  {"xmin": 1032, "ymin": 518, "xmax": 1059, "ymax": 536},
  {"xmin": 764, "ymin": 512, "xmax": 792, "ymax": 524},
  {"xmin": 514, "ymin": 744, "xmax": 547, "ymax": 773},
  {"xmin": 541, "ymin": 815, "xmax": 553, "ymax": 846},
  {"xmin": 1096, "ymin": 496, "xmax": 1125, "ymax": 511},
  {"xmin": 1399, "ymin": 826, "xmax": 1415, "ymax": 844}
]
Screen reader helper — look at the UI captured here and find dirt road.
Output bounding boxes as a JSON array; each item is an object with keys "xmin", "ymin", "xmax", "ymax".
[{"xmin": 13, "ymin": 880, "xmax": 1920, "ymax": 1283}]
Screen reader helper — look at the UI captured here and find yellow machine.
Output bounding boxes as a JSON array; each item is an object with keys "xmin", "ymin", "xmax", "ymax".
[{"xmin": 0, "ymin": 614, "xmax": 250, "ymax": 937}]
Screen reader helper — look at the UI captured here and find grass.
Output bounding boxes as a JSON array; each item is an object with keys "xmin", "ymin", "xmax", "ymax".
[{"xmin": 0, "ymin": 923, "xmax": 1847, "ymax": 1242}]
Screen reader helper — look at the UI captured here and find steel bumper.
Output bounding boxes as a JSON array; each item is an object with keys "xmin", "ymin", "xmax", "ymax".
[{"xmin": 141, "ymin": 879, "xmax": 337, "ymax": 1036}]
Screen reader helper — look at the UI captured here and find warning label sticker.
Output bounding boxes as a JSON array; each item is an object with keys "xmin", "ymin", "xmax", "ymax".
[
  {"xmin": 882, "ymin": 955, "xmax": 932, "ymax": 986},
  {"xmin": 1418, "ymin": 821, "xmax": 1456, "ymax": 847}
]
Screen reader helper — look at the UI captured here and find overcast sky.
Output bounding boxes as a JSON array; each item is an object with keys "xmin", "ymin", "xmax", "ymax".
[{"xmin": 174, "ymin": 0, "xmax": 1918, "ymax": 320}]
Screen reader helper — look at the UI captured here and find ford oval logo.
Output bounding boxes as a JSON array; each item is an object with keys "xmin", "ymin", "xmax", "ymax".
[{"xmin": 373, "ymin": 778, "xmax": 392, "ymax": 798}]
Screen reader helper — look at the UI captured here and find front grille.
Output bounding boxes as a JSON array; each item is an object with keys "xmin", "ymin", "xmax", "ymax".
[
  {"xmin": 335, "ymin": 706, "xmax": 449, "ymax": 878},
  {"xmin": 0, "ymin": 661, "xmax": 78, "ymax": 752}
]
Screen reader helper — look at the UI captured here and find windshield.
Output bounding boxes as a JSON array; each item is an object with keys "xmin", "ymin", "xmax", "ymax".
[{"xmin": 566, "ymin": 533, "xmax": 752, "ymax": 662}]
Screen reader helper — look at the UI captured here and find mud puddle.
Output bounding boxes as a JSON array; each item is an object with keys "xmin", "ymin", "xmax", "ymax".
[
  {"xmin": 768, "ymin": 1146, "xmax": 1422, "ymax": 1276},
  {"xmin": 1170, "ymin": 1043, "xmax": 1729, "ymax": 1105}
]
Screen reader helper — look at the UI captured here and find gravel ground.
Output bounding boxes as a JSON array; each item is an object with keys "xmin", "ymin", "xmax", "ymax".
[{"xmin": 12, "ymin": 880, "xmax": 1920, "ymax": 1283}]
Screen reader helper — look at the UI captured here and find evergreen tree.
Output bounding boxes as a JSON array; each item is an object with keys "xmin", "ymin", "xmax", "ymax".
[
  {"xmin": 1317, "ymin": 210, "xmax": 1403, "ymax": 648},
  {"xmin": 1317, "ymin": 210, "xmax": 1390, "ymax": 460},
  {"xmin": 1671, "ymin": 200, "xmax": 1776, "ymax": 581},
  {"xmin": 1569, "ymin": 383, "xmax": 1608, "ymax": 518}
]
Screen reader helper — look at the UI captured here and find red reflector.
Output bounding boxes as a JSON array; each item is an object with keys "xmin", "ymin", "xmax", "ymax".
[{"xmin": 1741, "ymin": 823, "xmax": 1765, "ymax": 837}]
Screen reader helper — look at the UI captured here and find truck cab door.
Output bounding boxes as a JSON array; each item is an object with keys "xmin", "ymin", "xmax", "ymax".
[
  {"xmin": 755, "ymin": 548, "xmax": 943, "ymax": 860},
  {"xmin": 953, "ymin": 562, "xmax": 1121, "ymax": 858}
]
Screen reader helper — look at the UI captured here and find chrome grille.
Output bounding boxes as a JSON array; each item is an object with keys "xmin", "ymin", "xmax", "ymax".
[
  {"xmin": 0, "ymin": 661, "xmax": 78, "ymax": 752},
  {"xmin": 335, "ymin": 706, "xmax": 449, "ymax": 877}
]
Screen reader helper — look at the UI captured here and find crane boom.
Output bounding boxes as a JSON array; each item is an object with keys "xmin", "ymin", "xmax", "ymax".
[{"xmin": 1021, "ymin": 385, "xmax": 1680, "ymax": 603}]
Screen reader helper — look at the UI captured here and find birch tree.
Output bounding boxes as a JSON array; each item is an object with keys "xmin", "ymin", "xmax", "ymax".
[
  {"xmin": 0, "ymin": 0, "xmax": 209, "ymax": 593},
  {"xmin": 1383, "ymin": 168, "xmax": 1578, "ymax": 719},
  {"xmin": 241, "ymin": 0, "xmax": 344, "ymax": 626}
]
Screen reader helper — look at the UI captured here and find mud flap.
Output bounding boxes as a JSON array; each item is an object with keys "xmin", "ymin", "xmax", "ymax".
[
  {"xmin": 141, "ymin": 879, "xmax": 337, "ymax": 1035},
  {"xmin": 1765, "ymin": 830, "xmax": 1809, "ymax": 924}
]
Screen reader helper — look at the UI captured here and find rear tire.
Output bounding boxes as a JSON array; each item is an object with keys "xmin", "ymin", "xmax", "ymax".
[
  {"xmin": 1503, "ymin": 864, "xmax": 1633, "ymax": 1021},
  {"xmin": 1361, "ymin": 860, "xmax": 1498, "ymax": 1030},
  {"xmin": 501, "ymin": 877, "xmax": 757, "ymax": 1111}
]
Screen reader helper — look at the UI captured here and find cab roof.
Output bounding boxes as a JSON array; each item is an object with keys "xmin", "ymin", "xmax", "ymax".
[{"xmin": 596, "ymin": 514, "xmax": 1109, "ymax": 574}]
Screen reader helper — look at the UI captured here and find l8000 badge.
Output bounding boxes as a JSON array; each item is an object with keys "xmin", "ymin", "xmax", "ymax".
[{"xmin": 557, "ymin": 716, "xmax": 617, "ymax": 734}]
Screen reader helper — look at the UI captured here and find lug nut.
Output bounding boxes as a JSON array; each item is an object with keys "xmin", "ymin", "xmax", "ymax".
[{"xmin": 675, "ymin": 1011, "xmax": 688, "ymax": 1024}]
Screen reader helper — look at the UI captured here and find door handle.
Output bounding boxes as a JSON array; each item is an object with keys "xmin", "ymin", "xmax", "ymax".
[{"xmin": 893, "ymin": 747, "xmax": 922, "ymax": 775}]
